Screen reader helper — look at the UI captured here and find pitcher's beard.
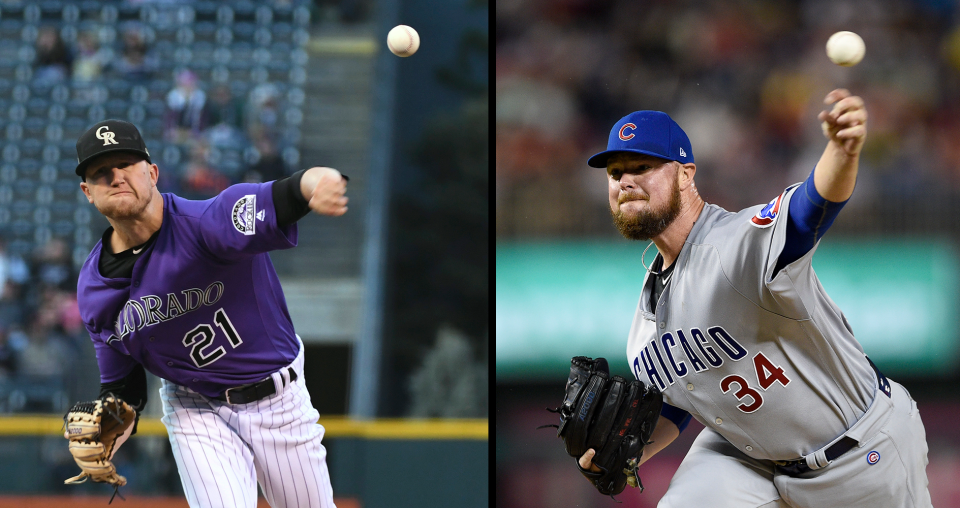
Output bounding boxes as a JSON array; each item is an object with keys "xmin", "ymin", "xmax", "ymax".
[{"xmin": 610, "ymin": 181, "xmax": 682, "ymax": 241}]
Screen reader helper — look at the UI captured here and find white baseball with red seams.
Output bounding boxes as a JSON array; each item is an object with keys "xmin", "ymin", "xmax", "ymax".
[{"xmin": 387, "ymin": 25, "xmax": 420, "ymax": 57}]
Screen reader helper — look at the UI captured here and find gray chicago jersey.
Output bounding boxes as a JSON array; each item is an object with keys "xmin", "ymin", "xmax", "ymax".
[{"xmin": 626, "ymin": 184, "xmax": 878, "ymax": 460}]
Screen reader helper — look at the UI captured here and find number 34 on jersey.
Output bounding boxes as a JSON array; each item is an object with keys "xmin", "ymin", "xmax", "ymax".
[{"xmin": 633, "ymin": 326, "xmax": 792, "ymax": 414}]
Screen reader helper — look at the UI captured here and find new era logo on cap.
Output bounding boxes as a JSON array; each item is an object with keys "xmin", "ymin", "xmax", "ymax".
[
  {"xmin": 75, "ymin": 119, "xmax": 152, "ymax": 178},
  {"xmin": 587, "ymin": 111, "xmax": 694, "ymax": 168}
]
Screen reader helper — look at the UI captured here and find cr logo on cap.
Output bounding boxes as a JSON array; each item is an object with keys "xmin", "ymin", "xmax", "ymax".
[
  {"xmin": 96, "ymin": 126, "xmax": 119, "ymax": 146},
  {"xmin": 618, "ymin": 123, "xmax": 637, "ymax": 141}
]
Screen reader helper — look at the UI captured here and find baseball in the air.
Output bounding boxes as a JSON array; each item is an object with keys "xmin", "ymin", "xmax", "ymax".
[
  {"xmin": 826, "ymin": 31, "xmax": 865, "ymax": 67},
  {"xmin": 387, "ymin": 25, "xmax": 420, "ymax": 57}
]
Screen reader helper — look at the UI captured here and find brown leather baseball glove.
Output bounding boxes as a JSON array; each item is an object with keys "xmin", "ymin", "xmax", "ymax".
[{"xmin": 63, "ymin": 394, "xmax": 137, "ymax": 503}]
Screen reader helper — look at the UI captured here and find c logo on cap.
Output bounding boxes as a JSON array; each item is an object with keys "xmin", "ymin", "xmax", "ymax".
[
  {"xmin": 618, "ymin": 123, "xmax": 637, "ymax": 141},
  {"xmin": 96, "ymin": 126, "xmax": 119, "ymax": 146}
]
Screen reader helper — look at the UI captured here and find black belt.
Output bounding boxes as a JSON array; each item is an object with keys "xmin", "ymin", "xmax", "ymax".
[
  {"xmin": 774, "ymin": 436, "xmax": 859, "ymax": 476},
  {"xmin": 215, "ymin": 368, "xmax": 297, "ymax": 404}
]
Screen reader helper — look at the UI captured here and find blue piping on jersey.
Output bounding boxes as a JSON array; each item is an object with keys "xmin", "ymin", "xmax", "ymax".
[
  {"xmin": 775, "ymin": 169, "xmax": 848, "ymax": 274},
  {"xmin": 661, "ymin": 402, "xmax": 693, "ymax": 433}
]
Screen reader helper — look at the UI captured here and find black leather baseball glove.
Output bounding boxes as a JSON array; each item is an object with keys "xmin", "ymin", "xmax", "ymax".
[{"xmin": 540, "ymin": 356, "xmax": 663, "ymax": 498}]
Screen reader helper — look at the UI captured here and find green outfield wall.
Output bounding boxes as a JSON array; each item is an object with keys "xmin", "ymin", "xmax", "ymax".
[
  {"xmin": 497, "ymin": 239, "xmax": 960, "ymax": 381},
  {"xmin": 0, "ymin": 417, "xmax": 488, "ymax": 508}
]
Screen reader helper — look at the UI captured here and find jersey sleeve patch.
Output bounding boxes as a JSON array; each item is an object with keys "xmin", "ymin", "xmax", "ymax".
[
  {"xmin": 232, "ymin": 194, "xmax": 257, "ymax": 235},
  {"xmin": 750, "ymin": 192, "xmax": 784, "ymax": 228}
]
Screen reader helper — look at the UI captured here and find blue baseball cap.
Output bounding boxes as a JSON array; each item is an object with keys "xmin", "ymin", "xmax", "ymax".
[{"xmin": 587, "ymin": 111, "xmax": 694, "ymax": 168}]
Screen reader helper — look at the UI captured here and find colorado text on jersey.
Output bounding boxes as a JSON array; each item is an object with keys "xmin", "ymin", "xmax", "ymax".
[
  {"xmin": 633, "ymin": 326, "xmax": 792, "ymax": 413},
  {"xmin": 106, "ymin": 281, "xmax": 225, "ymax": 343}
]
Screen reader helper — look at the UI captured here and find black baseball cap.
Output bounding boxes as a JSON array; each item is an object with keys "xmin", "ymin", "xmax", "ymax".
[{"xmin": 75, "ymin": 119, "xmax": 152, "ymax": 178}]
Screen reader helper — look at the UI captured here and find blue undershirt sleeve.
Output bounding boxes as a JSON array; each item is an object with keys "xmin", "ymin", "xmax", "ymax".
[
  {"xmin": 775, "ymin": 169, "xmax": 849, "ymax": 274},
  {"xmin": 661, "ymin": 403, "xmax": 692, "ymax": 433}
]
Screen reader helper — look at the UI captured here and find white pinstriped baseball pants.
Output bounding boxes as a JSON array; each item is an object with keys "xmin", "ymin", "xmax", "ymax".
[{"xmin": 159, "ymin": 340, "xmax": 337, "ymax": 508}]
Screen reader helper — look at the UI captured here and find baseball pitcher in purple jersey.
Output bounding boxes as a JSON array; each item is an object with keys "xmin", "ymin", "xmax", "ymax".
[{"xmin": 70, "ymin": 119, "xmax": 344, "ymax": 507}]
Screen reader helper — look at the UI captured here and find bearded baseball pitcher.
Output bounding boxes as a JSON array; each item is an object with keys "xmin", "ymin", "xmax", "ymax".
[{"xmin": 571, "ymin": 90, "xmax": 932, "ymax": 507}]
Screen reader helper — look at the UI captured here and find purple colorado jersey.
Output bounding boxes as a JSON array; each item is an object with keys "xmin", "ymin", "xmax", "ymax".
[{"xmin": 77, "ymin": 182, "xmax": 300, "ymax": 397}]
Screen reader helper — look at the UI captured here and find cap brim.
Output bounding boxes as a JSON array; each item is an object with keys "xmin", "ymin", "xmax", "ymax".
[
  {"xmin": 75, "ymin": 148, "xmax": 152, "ymax": 177},
  {"xmin": 587, "ymin": 149, "xmax": 675, "ymax": 168}
]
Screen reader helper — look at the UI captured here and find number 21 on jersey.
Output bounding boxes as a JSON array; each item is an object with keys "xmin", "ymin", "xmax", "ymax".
[
  {"xmin": 182, "ymin": 308, "xmax": 243, "ymax": 368},
  {"xmin": 719, "ymin": 352, "xmax": 791, "ymax": 413}
]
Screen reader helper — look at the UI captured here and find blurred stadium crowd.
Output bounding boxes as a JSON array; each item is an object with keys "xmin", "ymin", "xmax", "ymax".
[
  {"xmin": 496, "ymin": 0, "xmax": 960, "ymax": 239},
  {"xmin": 0, "ymin": 0, "xmax": 371, "ymax": 416}
]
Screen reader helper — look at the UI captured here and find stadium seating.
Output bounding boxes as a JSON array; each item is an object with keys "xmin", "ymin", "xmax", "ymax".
[{"xmin": 0, "ymin": 0, "xmax": 311, "ymax": 263}]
